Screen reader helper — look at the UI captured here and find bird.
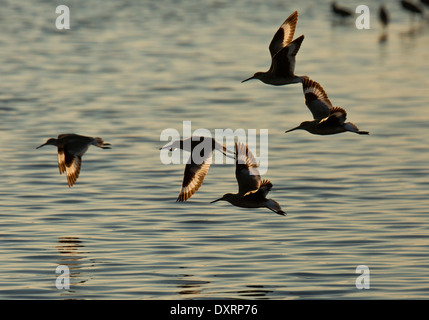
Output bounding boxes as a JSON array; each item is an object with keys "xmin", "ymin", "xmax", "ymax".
[
  {"xmin": 421, "ymin": 0, "xmax": 429, "ymax": 8},
  {"xmin": 331, "ymin": 2, "xmax": 353, "ymax": 18},
  {"xmin": 210, "ymin": 142, "xmax": 286, "ymax": 216},
  {"xmin": 400, "ymin": 0, "xmax": 424, "ymax": 16},
  {"xmin": 36, "ymin": 134, "xmax": 111, "ymax": 187},
  {"xmin": 379, "ymin": 4, "xmax": 390, "ymax": 29},
  {"xmin": 160, "ymin": 136, "xmax": 234, "ymax": 202},
  {"xmin": 241, "ymin": 10, "xmax": 305, "ymax": 86},
  {"xmin": 378, "ymin": 4, "xmax": 390, "ymax": 43},
  {"xmin": 285, "ymin": 77, "xmax": 369, "ymax": 135}
]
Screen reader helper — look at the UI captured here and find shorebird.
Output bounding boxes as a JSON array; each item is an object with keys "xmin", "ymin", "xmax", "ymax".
[
  {"xmin": 285, "ymin": 77, "xmax": 369, "ymax": 135},
  {"xmin": 160, "ymin": 136, "xmax": 234, "ymax": 202},
  {"xmin": 378, "ymin": 4, "xmax": 390, "ymax": 42},
  {"xmin": 379, "ymin": 4, "xmax": 390, "ymax": 29},
  {"xmin": 400, "ymin": 0, "xmax": 424, "ymax": 16},
  {"xmin": 37, "ymin": 134, "xmax": 111, "ymax": 187},
  {"xmin": 331, "ymin": 2, "xmax": 353, "ymax": 18},
  {"xmin": 241, "ymin": 11, "xmax": 305, "ymax": 86},
  {"xmin": 421, "ymin": 0, "xmax": 429, "ymax": 8},
  {"xmin": 210, "ymin": 142, "xmax": 285, "ymax": 216}
]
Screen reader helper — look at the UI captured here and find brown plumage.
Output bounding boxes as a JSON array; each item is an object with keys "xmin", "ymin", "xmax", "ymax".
[
  {"xmin": 242, "ymin": 11, "xmax": 306, "ymax": 86},
  {"xmin": 285, "ymin": 77, "xmax": 369, "ymax": 135},
  {"xmin": 160, "ymin": 136, "xmax": 234, "ymax": 202},
  {"xmin": 37, "ymin": 133, "xmax": 111, "ymax": 187},
  {"xmin": 211, "ymin": 142, "xmax": 286, "ymax": 216}
]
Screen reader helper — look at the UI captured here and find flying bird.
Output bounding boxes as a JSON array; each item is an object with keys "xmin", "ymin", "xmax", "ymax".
[
  {"xmin": 285, "ymin": 77, "xmax": 369, "ymax": 135},
  {"xmin": 211, "ymin": 142, "xmax": 286, "ymax": 216},
  {"xmin": 160, "ymin": 136, "xmax": 234, "ymax": 202},
  {"xmin": 37, "ymin": 133, "xmax": 111, "ymax": 187},
  {"xmin": 242, "ymin": 11, "xmax": 305, "ymax": 85}
]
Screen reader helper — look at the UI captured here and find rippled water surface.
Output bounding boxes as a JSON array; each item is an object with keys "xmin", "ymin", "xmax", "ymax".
[{"xmin": 1, "ymin": 0, "xmax": 429, "ymax": 299}]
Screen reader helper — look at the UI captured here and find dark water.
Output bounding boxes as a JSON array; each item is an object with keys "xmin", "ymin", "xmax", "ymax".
[{"xmin": 1, "ymin": 0, "xmax": 429, "ymax": 299}]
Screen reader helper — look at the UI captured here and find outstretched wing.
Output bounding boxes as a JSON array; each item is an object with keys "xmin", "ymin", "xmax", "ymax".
[
  {"xmin": 57, "ymin": 146, "xmax": 67, "ymax": 175},
  {"xmin": 235, "ymin": 142, "xmax": 261, "ymax": 195},
  {"xmin": 302, "ymin": 77, "xmax": 334, "ymax": 120},
  {"xmin": 177, "ymin": 156, "xmax": 212, "ymax": 202},
  {"xmin": 270, "ymin": 34, "xmax": 304, "ymax": 78},
  {"xmin": 269, "ymin": 11, "xmax": 298, "ymax": 57},
  {"xmin": 64, "ymin": 150, "xmax": 82, "ymax": 187}
]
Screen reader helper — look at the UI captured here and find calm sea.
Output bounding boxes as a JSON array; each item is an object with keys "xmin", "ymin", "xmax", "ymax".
[{"xmin": 1, "ymin": 0, "xmax": 429, "ymax": 300}]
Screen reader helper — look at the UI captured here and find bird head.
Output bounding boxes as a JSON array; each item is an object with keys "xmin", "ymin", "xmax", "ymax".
[
  {"xmin": 284, "ymin": 121, "xmax": 313, "ymax": 133},
  {"xmin": 36, "ymin": 138, "xmax": 57, "ymax": 149},
  {"xmin": 210, "ymin": 193, "xmax": 235, "ymax": 204},
  {"xmin": 241, "ymin": 72, "xmax": 264, "ymax": 83},
  {"xmin": 159, "ymin": 140, "xmax": 181, "ymax": 151}
]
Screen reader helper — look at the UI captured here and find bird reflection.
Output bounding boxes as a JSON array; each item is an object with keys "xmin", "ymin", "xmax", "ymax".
[
  {"xmin": 176, "ymin": 273, "xmax": 210, "ymax": 296},
  {"xmin": 400, "ymin": 20, "xmax": 429, "ymax": 37},
  {"xmin": 237, "ymin": 285, "xmax": 274, "ymax": 298},
  {"xmin": 55, "ymin": 236, "xmax": 92, "ymax": 292}
]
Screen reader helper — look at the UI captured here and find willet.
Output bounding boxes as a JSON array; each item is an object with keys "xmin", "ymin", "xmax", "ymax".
[
  {"xmin": 285, "ymin": 77, "xmax": 369, "ymax": 135},
  {"xmin": 242, "ymin": 11, "xmax": 305, "ymax": 86},
  {"xmin": 331, "ymin": 2, "xmax": 353, "ymax": 18},
  {"xmin": 378, "ymin": 4, "xmax": 390, "ymax": 42},
  {"xmin": 160, "ymin": 136, "xmax": 234, "ymax": 202},
  {"xmin": 400, "ymin": 0, "xmax": 424, "ymax": 17},
  {"xmin": 210, "ymin": 142, "xmax": 285, "ymax": 216},
  {"xmin": 379, "ymin": 4, "xmax": 390, "ymax": 28},
  {"xmin": 37, "ymin": 134, "xmax": 111, "ymax": 187},
  {"xmin": 421, "ymin": 0, "xmax": 429, "ymax": 8}
]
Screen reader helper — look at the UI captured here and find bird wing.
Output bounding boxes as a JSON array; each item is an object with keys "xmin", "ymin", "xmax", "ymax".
[
  {"xmin": 321, "ymin": 107, "xmax": 347, "ymax": 126},
  {"xmin": 269, "ymin": 11, "xmax": 298, "ymax": 57},
  {"xmin": 265, "ymin": 199, "xmax": 286, "ymax": 216},
  {"xmin": 244, "ymin": 180, "xmax": 286, "ymax": 216},
  {"xmin": 177, "ymin": 156, "xmax": 212, "ymax": 202},
  {"xmin": 269, "ymin": 34, "xmax": 304, "ymax": 77},
  {"xmin": 302, "ymin": 77, "xmax": 334, "ymax": 119},
  {"xmin": 57, "ymin": 146, "xmax": 67, "ymax": 174},
  {"xmin": 64, "ymin": 150, "xmax": 81, "ymax": 187},
  {"xmin": 235, "ymin": 142, "xmax": 261, "ymax": 195},
  {"xmin": 243, "ymin": 179, "xmax": 272, "ymax": 197}
]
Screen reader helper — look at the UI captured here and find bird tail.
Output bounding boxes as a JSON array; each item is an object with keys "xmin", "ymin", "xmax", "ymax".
[
  {"xmin": 357, "ymin": 130, "xmax": 369, "ymax": 135},
  {"xmin": 266, "ymin": 199, "xmax": 286, "ymax": 216},
  {"xmin": 345, "ymin": 123, "xmax": 369, "ymax": 135}
]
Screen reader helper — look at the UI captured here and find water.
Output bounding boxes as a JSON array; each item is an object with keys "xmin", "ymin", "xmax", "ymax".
[{"xmin": 1, "ymin": 0, "xmax": 429, "ymax": 300}]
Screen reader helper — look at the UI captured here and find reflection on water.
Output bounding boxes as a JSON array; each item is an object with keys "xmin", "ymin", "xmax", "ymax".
[
  {"xmin": 399, "ymin": 20, "xmax": 429, "ymax": 37},
  {"xmin": 176, "ymin": 274, "xmax": 210, "ymax": 296},
  {"xmin": 55, "ymin": 237, "xmax": 92, "ymax": 297}
]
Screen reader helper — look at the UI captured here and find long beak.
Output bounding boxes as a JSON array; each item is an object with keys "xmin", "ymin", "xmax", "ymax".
[
  {"xmin": 224, "ymin": 152, "xmax": 235, "ymax": 159},
  {"xmin": 241, "ymin": 76, "xmax": 254, "ymax": 83},
  {"xmin": 221, "ymin": 146, "xmax": 235, "ymax": 159},
  {"xmin": 285, "ymin": 126, "xmax": 300, "ymax": 133},
  {"xmin": 36, "ymin": 143, "xmax": 47, "ymax": 149},
  {"xmin": 160, "ymin": 145, "xmax": 175, "ymax": 151},
  {"xmin": 210, "ymin": 198, "xmax": 223, "ymax": 203}
]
